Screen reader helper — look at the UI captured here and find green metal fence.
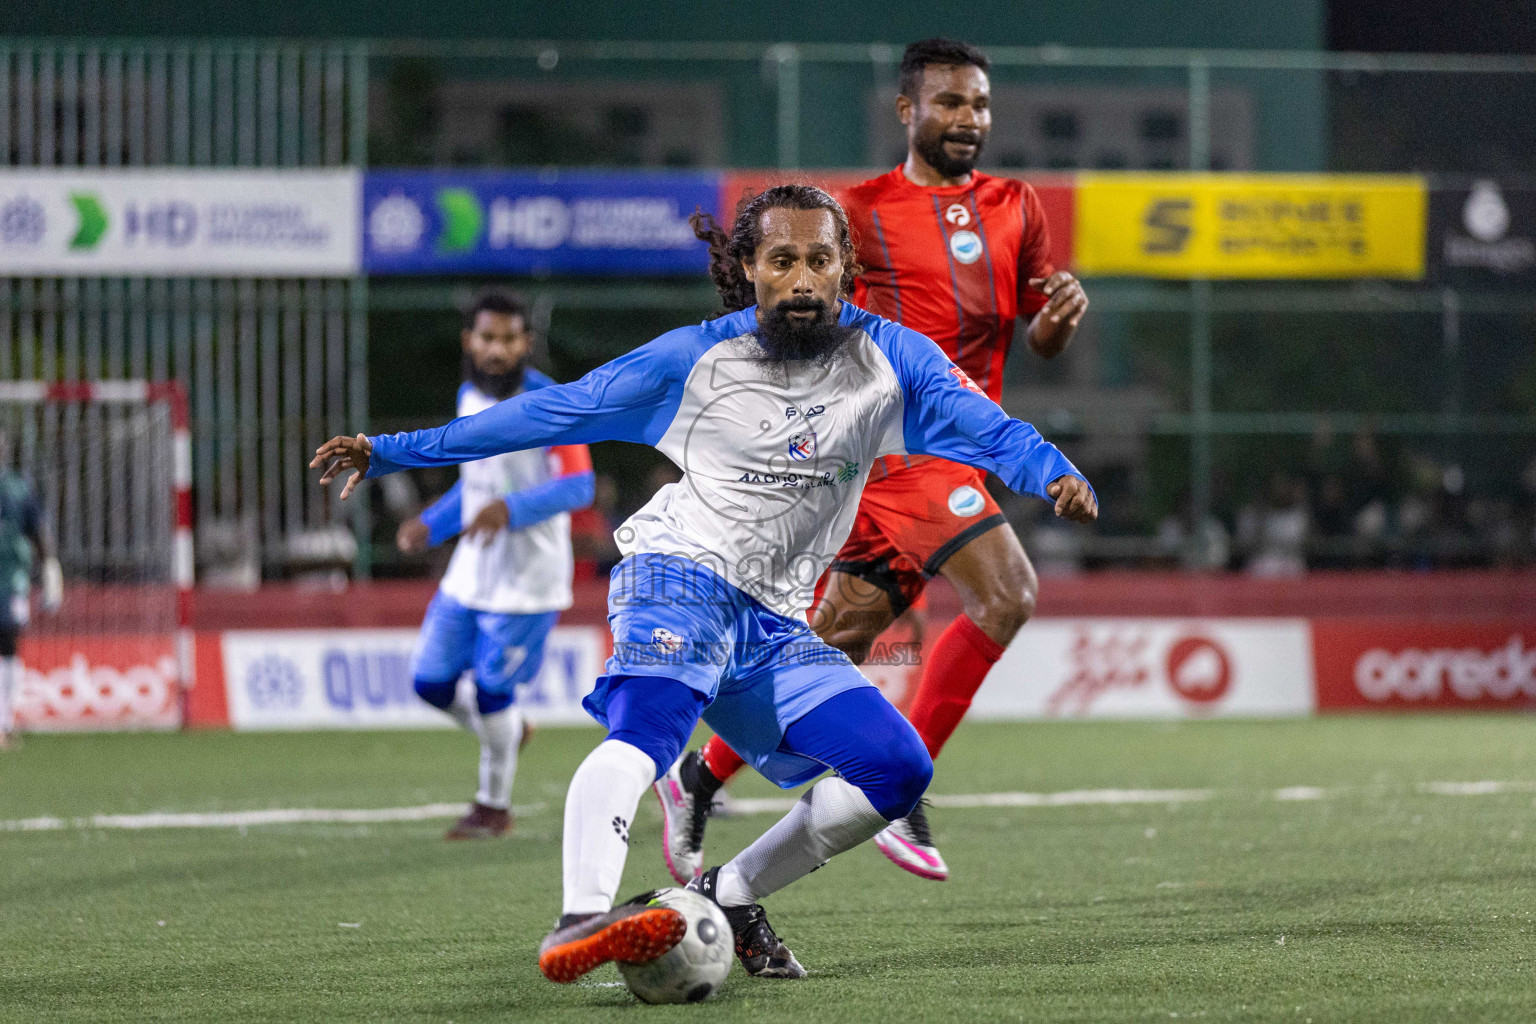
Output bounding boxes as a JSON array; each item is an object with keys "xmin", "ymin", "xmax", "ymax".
[{"xmin": 7, "ymin": 39, "xmax": 1536, "ymax": 572}]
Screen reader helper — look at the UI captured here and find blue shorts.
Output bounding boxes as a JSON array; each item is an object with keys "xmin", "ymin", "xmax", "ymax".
[
  {"xmin": 412, "ymin": 592, "xmax": 559, "ymax": 714},
  {"xmin": 584, "ymin": 553, "xmax": 876, "ymax": 788}
]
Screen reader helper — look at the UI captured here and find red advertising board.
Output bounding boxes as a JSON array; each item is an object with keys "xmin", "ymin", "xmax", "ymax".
[
  {"xmin": 1312, "ymin": 620, "xmax": 1536, "ymax": 711},
  {"xmin": 719, "ymin": 170, "xmax": 1075, "ymax": 272},
  {"xmin": 15, "ymin": 634, "xmax": 181, "ymax": 731}
]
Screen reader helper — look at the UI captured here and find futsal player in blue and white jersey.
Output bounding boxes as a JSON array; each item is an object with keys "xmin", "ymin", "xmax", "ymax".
[
  {"xmin": 395, "ymin": 291, "xmax": 595, "ymax": 840},
  {"xmin": 313, "ymin": 185, "xmax": 1097, "ymax": 984}
]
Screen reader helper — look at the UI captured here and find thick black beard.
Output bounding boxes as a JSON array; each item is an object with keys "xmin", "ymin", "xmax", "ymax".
[
  {"xmin": 755, "ymin": 298, "xmax": 856, "ymax": 365},
  {"xmin": 462, "ymin": 351, "xmax": 527, "ymax": 401},
  {"xmin": 915, "ymin": 128, "xmax": 986, "ymax": 180}
]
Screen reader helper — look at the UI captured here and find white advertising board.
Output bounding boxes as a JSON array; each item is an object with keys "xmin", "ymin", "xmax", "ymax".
[
  {"xmin": 222, "ymin": 626, "xmax": 606, "ymax": 731},
  {"xmin": 0, "ymin": 169, "xmax": 360, "ymax": 276},
  {"xmin": 973, "ymin": 618, "xmax": 1316, "ymax": 719}
]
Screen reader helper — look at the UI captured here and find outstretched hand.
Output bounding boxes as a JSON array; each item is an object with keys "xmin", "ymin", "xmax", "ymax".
[
  {"xmin": 311, "ymin": 433, "xmax": 372, "ymax": 501},
  {"xmin": 1046, "ymin": 475, "xmax": 1098, "ymax": 523}
]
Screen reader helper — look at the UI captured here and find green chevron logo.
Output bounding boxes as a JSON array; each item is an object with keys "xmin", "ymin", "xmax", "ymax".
[
  {"xmin": 435, "ymin": 188, "xmax": 483, "ymax": 254},
  {"xmin": 69, "ymin": 192, "xmax": 109, "ymax": 250}
]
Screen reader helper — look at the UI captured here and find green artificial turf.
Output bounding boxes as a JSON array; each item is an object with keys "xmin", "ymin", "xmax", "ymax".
[{"xmin": 1, "ymin": 717, "xmax": 1533, "ymax": 1022}]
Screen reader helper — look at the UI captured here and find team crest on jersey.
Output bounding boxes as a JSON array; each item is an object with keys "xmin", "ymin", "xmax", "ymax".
[
  {"xmin": 949, "ymin": 365, "xmax": 987, "ymax": 396},
  {"xmin": 787, "ymin": 431, "xmax": 817, "ymax": 461},
  {"xmin": 650, "ymin": 628, "xmax": 685, "ymax": 655},
  {"xmin": 949, "ymin": 229, "xmax": 983, "ymax": 264}
]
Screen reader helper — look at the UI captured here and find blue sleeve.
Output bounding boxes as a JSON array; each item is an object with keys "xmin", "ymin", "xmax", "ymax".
[
  {"xmin": 884, "ymin": 325, "xmax": 1091, "ymax": 503},
  {"xmin": 502, "ymin": 470, "xmax": 596, "ymax": 531},
  {"xmin": 418, "ymin": 480, "xmax": 464, "ymax": 546},
  {"xmin": 365, "ymin": 328, "xmax": 705, "ymax": 478}
]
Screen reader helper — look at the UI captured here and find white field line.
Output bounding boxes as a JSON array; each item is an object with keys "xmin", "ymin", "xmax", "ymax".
[
  {"xmin": 1417, "ymin": 780, "xmax": 1536, "ymax": 796},
  {"xmin": 4, "ymin": 781, "xmax": 1529, "ymax": 834},
  {"xmin": 1, "ymin": 802, "xmax": 546, "ymax": 833}
]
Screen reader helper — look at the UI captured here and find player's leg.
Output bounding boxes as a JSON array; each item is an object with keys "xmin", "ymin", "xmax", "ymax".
[
  {"xmin": 839, "ymin": 466, "xmax": 1023, "ymax": 879},
  {"xmin": 870, "ymin": 520, "xmax": 1034, "ymax": 877},
  {"xmin": 539, "ymin": 673, "xmax": 707, "ymax": 983},
  {"xmin": 909, "ymin": 520, "xmax": 1036, "ymax": 757},
  {"xmin": 0, "ymin": 623, "xmax": 19, "ymax": 749},
  {"xmin": 409, "ymin": 593, "xmax": 484, "ymax": 832},
  {"xmin": 692, "ymin": 685, "xmax": 932, "ymax": 978},
  {"xmin": 654, "ymin": 524, "xmax": 906, "ymax": 883},
  {"xmin": 655, "ymin": 565, "xmax": 901, "ymax": 883},
  {"xmin": 541, "ymin": 552, "xmax": 736, "ymax": 983},
  {"xmin": 444, "ymin": 610, "xmax": 558, "ymax": 839}
]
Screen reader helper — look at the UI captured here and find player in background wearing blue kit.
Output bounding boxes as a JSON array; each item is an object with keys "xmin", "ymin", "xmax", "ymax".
[
  {"xmin": 312, "ymin": 186, "xmax": 1097, "ymax": 983},
  {"xmin": 394, "ymin": 291, "xmax": 595, "ymax": 839},
  {"xmin": 0, "ymin": 433, "xmax": 63, "ymax": 751}
]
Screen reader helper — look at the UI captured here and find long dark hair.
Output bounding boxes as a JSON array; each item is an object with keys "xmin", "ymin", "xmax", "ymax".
[{"xmin": 689, "ymin": 184, "xmax": 862, "ymax": 315}]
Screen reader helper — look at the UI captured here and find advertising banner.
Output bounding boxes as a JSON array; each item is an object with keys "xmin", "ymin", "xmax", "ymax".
[
  {"xmin": 972, "ymin": 618, "xmax": 1316, "ymax": 720},
  {"xmin": 0, "ymin": 169, "xmax": 361, "ymax": 276},
  {"xmin": 363, "ymin": 170, "xmax": 716, "ymax": 275},
  {"xmin": 1313, "ymin": 621, "xmax": 1536, "ymax": 711},
  {"xmin": 14, "ymin": 634, "xmax": 181, "ymax": 732},
  {"xmin": 1427, "ymin": 180, "xmax": 1536, "ymax": 285},
  {"xmin": 1074, "ymin": 173, "xmax": 1426, "ymax": 279},
  {"xmin": 221, "ymin": 626, "xmax": 607, "ymax": 731}
]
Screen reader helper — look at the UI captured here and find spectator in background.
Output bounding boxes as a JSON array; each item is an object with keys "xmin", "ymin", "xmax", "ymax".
[
  {"xmin": 1521, "ymin": 456, "xmax": 1536, "ymax": 563},
  {"xmin": 1235, "ymin": 472, "xmax": 1309, "ymax": 576},
  {"xmin": 1155, "ymin": 495, "xmax": 1231, "ymax": 571},
  {"xmin": 1023, "ymin": 499, "xmax": 1087, "ymax": 576}
]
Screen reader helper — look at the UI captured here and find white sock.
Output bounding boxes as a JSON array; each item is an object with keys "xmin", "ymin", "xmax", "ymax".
[
  {"xmin": 0, "ymin": 657, "xmax": 15, "ymax": 735},
  {"xmin": 475, "ymin": 707, "xmax": 522, "ymax": 810},
  {"xmin": 716, "ymin": 777, "xmax": 888, "ymax": 907},
  {"xmin": 445, "ymin": 683, "xmax": 481, "ymax": 736},
  {"xmin": 561, "ymin": 739, "xmax": 656, "ymax": 916}
]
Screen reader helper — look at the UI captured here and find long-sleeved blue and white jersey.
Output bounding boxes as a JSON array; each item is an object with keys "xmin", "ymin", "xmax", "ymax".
[
  {"xmin": 414, "ymin": 372, "xmax": 596, "ymax": 615},
  {"xmin": 369, "ymin": 302, "xmax": 1088, "ymax": 620}
]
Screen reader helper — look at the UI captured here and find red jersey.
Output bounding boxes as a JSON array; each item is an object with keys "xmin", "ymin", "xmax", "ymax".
[{"xmin": 845, "ymin": 167, "xmax": 1055, "ymax": 404}]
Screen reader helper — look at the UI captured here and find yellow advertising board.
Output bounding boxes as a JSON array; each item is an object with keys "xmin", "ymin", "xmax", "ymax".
[{"xmin": 1074, "ymin": 173, "xmax": 1427, "ymax": 279}]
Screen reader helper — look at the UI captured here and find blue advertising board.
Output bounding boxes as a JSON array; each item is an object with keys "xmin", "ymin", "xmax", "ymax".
[{"xmin": 362, "ymin": 170, "xmax": 719, "ymax": 275}]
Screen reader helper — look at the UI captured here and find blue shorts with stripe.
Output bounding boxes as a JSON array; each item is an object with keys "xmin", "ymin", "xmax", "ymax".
[
  {"xmin": 411, "ymin": 591, "xmax": 558, "ymax": 715},
  {"xmin": 583, "ymin": 553, "xmax": 877, "ymax": 789}
]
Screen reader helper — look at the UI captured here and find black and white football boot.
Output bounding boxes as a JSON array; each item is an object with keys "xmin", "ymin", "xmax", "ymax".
[{"xmin": 688, "ymin": 866, "xmax": 807, "ymax": 979}]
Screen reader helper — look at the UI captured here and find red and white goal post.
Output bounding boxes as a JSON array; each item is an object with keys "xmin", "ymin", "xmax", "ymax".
[{"xmin": 0, "ymin": 381, "xmax": 191, "ymax": 731}]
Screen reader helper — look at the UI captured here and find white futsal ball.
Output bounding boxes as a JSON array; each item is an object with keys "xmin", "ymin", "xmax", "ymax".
[{"xmin": 617, "ymin": 888, "xmax": 733, "ymax": 1004}]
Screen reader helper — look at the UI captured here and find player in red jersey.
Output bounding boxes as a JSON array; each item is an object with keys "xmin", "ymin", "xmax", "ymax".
[{"xmin": 654, "ymin": 38, "xmax": 1089, "ymax": 884}]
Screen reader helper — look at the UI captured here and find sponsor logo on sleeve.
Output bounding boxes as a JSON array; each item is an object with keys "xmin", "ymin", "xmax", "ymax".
[{"xmin": 948, "ymin": 366, "xmax": 987, "ymax": 397}]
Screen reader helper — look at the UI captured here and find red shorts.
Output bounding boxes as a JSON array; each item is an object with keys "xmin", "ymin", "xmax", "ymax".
[{"xmin": 830, "ymin": 456, "xmax": 1007, "ymax": 615}]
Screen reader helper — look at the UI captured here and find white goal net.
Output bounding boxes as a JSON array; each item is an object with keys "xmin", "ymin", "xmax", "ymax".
[{"xmin": 0, "ymin": 381, "xmax": 191, "ymax": 731}]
